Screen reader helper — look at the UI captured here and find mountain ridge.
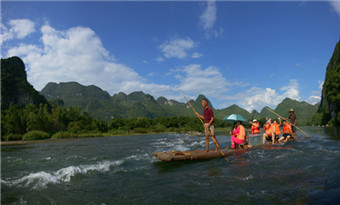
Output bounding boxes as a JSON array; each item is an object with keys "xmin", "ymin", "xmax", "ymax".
[{"xmin": 40, "ymin": 81, "xmax": 318, "ymax": 124}]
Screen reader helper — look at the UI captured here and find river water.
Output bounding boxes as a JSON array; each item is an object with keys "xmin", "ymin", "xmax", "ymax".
[{"xmin": 2, "ymin": 127, "xmax": 340, "ymax": 204}]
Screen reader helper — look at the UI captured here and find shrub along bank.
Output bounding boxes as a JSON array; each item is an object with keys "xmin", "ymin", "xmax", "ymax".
[{"xmin": 1, "ymin": 103, "xmax": 230, "ymax": 141}]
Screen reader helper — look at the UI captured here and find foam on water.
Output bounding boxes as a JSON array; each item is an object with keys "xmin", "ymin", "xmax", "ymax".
[
  {"xmin": 2, "ymin": 160, "xmax": 124, "ymax": 190},
  {"xmin": 151, "ymin": 134, "xmax": 206, "ymax": 152},
  {"xmin": 125, "ymin": 153, "xmax": 150, "ymax": 161},
  {"xmin": 238, "ymin": 175, "xmax": 254, "ymax": 181}
]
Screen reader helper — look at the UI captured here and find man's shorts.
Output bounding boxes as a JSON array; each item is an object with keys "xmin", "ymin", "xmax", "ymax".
[
  {"xmin": 282, "ymin": 133, "xmax": 290, "ymax": 139},
  {"xmin": 265, "ymin": 136, "xmax": 272, "ymax": 141},
  {"xmin": 204, "ymin": 123, "xmax": 215, "ymax": 136}
]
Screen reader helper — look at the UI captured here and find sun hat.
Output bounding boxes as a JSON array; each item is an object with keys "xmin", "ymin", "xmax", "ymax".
[{"xmin": 289, "ymin": 108, "xmax": 294, "ymax": 112}]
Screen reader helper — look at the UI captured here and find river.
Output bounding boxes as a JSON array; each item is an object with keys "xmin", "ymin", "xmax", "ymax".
[{"xmin": 2, "ymin": 127, "xmax": 340, "ymax": 204}]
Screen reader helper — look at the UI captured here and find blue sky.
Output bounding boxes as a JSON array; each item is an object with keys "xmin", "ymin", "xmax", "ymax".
[{"xmin": 1, "ymin": 1, "xmax": 340, "ymax": 112}]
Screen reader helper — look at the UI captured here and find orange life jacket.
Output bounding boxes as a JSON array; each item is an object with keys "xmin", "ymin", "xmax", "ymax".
[
  {"xmin": 274, "ymin": 123, "xmax": 281, "ymax": 135},
  {"xmin": 283, "ymin": 124, "xmax": 292, "ymax": 133},
  {"xmin": 251, "ymin": 122, "xmax": 261, "ymax": 134},
  {"xmin": 265, "ymin": 124, "xmax": 274, "ymax": 134}
]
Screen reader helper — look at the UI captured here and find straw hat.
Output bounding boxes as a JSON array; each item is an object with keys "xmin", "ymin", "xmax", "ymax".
[{"xmin": 289, "ymin": 108, "xmax": 294, "ymax": 113}]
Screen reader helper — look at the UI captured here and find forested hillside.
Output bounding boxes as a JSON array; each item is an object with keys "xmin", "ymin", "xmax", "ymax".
[
  {"xmin": 1, "ymin": 56, "xmax": 50, "ymax": 110},
  {"xmin": 311, "ymin": 41, "xmax": 340, "ymax": 126}
]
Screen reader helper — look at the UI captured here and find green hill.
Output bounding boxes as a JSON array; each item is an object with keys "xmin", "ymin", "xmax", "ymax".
[
  {"xmin": 254, "ymin": 99, "xmax": 318, "ymax": 125},
  {"xmin": 1, "ymin": 56, "xmax": 50, "ymax": 110},
  {"xmin": 40, "ymin": 81, "xmax": 317, "ymax": 124},
  {"xmin": 311, "ymin": 41, "xmax": 340, "ymax": 126},
  {"xmin": 215, "ymin": 104, "xmax": 252, "ymax": 120},
  {"xmin": 41, "ymin": 82, "xmax": 118, "ymax": 120},
  {"xmin": 272, "ymin": 98, "xmax": 318, "ymax": 125}
]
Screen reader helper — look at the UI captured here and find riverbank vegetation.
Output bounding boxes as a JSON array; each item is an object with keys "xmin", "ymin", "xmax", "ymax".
[{"xmin": 1, "ymin": 103, "xmax": 231, "ymax": 141}]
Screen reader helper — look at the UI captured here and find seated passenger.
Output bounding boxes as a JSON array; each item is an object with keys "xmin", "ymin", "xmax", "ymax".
[
  {"xmin": 249, "ymin": 119, "xmax": 261, "ymax": 135},
  {"xmin": 229, "ymin": 122, "xmax": 239, "ymax": 148},
  {"xmin": 231, "ymin": 121, "xmax": 245, "ymax": 148},
  {"xmin": 263, "ymin": 119, "xmax": 275, "ymax": 144},
  {"xmin": 273, "ymin": 117, "xmax": 282, "ymax": 143},
  {"xmin": 278, "ymin": 120, "xmax": 292, "ymax": 143}
]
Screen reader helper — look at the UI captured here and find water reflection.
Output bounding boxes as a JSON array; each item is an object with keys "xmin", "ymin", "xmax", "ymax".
[
  {"xmin": 324, "ymin": 127, "xmax": 340, "ymax": 140},
  {"xmin": 304, "ymin": 126, "xmax": 340, "ymax": 140}
]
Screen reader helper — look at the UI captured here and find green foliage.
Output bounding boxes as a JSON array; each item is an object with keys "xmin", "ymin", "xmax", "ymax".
[
  {"xmin": 133, "ymin": 128, "xmax": 148, "ymax": 133},
  {"xmin": 1, "ymin": 102, "xmax": 112, "ymax": 140},
  {"xmin": 313, "ymin": 41, "xmax": 340, "ymax": 126},
  {"xmin": 51, "ymin": 132, "xmax": 105, "ymax": 139},
  {"xmin": 6, "ymin": 134, "xmax": 22, "ymax": 141},
  {"xmin": 22, "ymin": 130, "xmax": 50, "ymax": 141},
  {"xmin": 154, "ymin": 123, "xmax": 166, "ymax": 133},
  {"xmin": 51, "ymin": 132, "xmax": 78, "ymax": 139},
  {"xmin": 110, "ymin": 129, "xmax": 129, "ymax": 135},
  {"xmin": 309, "ymin": 112, "xmax": 323, "ymax": 125},
  {"xmin": 2, "ymin": 103, "xmax": 229, "ymax": 140}
]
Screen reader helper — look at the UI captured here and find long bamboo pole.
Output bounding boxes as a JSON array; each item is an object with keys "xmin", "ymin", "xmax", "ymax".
[
  {"xmin": 179, "ymin": 90, "xmax": 229, "ymax": 161},
  {"xmin": 264, "ymin": 107, "xmax": 311, "ymax": 138}
]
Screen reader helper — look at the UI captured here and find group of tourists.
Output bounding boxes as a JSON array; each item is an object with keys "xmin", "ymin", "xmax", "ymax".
[
  {"xmin": 261, "ymin": 108, "xmax": 297, "ymax": 144},
  {"xmin": 195, "ymin": 98, "xmax": 298, "ymax": 152}
]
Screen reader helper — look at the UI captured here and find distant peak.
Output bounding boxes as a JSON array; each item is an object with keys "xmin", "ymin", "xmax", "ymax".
[
  {"xmin": 117, "ymin": 92, "xmax": 127, "ymax": 96},
  {"xmin": 196, "ymin": 94, "xmax": 207, "ymax": 100},
  {"xmin": 129, "ymin": 91, "xmax": 146, "ymax": 96}
]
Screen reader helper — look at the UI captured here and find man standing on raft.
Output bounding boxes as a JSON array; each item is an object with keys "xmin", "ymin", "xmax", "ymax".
[
  {"xmin": 195, "ymin": 98, "xmax": 218, "ymax": 152},
  {"xmin": 287, "ymin": 108, "xmax": 297, "ymax": 134}
]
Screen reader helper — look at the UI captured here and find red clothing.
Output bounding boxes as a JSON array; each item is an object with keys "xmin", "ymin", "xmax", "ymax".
[
  {"xmin": 203, "ymin": 106, "xmax": 214, "ymax": 123},
  {"xmin": 231, "ymin": 135, "xmax": 245, "ymax": 148}
]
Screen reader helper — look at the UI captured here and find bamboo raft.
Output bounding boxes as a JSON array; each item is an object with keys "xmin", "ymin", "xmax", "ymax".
[
  {"xmin": 152, "ymin": 134, "xmax": 301, "ymax": 162},
  {"xmin": 152, "ymin": 147, "xmax": 248, "ymax": 162}
]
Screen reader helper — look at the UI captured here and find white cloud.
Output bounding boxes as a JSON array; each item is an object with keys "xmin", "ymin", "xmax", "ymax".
[
  {"xmin": 159, "ymin": 37, "xmax": 195, "ymax": 59},
  {"xmin": 176, "ymin": 64, "xmax": 231, "ymax": 99},
  {"xmin": 0, "ymin": 24, "xmax": 13, "ymax": 45},
  {"xmin": 200, "ymin": 0, "xmax": 217, "ymax": 30},
  {"xmin": 330, "ymin": 1, "xmax": 340, "ymax": 17},
  {"xmin": 318, "ymin": 80, "xmax": 324, "ymax": 90},
  {"xmin": 191, "ymin": 52, "xmax": 203, "ymax": 59},
  {"xmin": 156, "ymin": 56, "xmax": 164, "ymax": 62},
  {"xmin": 206, "ymin": 27, "xmax": 224, "ymax": 39},
  {"xmin": 305, "ymin": 95, "xmax": 321, "ymax": 105},
  {"xmin": 280, "ymin": 79, "xmax": 300, "ymax": 101},
  {"xmin": 9, "ymin": 19, "xmax": 35, "ymax": 39},
  {"xmin": 6, "ymin": 23, "xmax": 174, "ymax": 98},
  {"xmin": 7, "ymin": 44, "xmax": 42, "ymax": 56},
  {"xmin": 199, "ymin": 0, "xmax": 223, "ymax": 39},
  {"xmin": 237, "ymin": 79, "xmax": 301, "ymax": 112},
  {"xmin": 0, "ymin": 19, "xmax": 35, "ymax": 46}
]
